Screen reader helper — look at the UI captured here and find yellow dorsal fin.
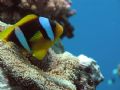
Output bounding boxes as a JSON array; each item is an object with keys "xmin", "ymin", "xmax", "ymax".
[{"xmin": 15, "ymin": 14, "xmax": 38, "ymax": 26}]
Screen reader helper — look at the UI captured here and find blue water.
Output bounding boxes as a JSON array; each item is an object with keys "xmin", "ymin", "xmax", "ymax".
[{"xmin": 63, "ymin": 0, "xmax": 120, "ymax": 90}]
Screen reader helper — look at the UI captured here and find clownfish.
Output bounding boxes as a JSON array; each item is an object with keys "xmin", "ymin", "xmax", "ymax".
[{"xmin": 0, "ymin": 14, "xmax": 63, "ymax": 60}]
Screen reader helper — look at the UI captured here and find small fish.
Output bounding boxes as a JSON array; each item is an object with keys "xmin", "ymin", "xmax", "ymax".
[
  {"xmin": 0, "ymin": 14, "xmax": 63, "ymax": 60},
  {"xmin": 108, "ymin": 78, "xmax": 116, "ymax": 85},
  {"xmin": 112, "ymin": 68, "xmax": 118, "ymax": 75},
  {"xmin": 112, "ymin": 65, "xmax": 120, "ymax": 77}
]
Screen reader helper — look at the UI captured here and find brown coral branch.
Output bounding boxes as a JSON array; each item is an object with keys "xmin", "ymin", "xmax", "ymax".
[{"xmin": 0, "ymin": 0, "xmax": 75, "ymax": 38}]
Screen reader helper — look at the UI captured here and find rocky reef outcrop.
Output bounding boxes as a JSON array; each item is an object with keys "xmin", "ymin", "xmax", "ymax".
[{"xmin": 0, "ymin": 40, "xmax": 103, "ymax": 90}]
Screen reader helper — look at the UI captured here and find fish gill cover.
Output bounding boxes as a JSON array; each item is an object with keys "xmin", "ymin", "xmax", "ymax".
[{"xmin": 0, "ymin": 0, "xmax": 103, "ymax": 90}]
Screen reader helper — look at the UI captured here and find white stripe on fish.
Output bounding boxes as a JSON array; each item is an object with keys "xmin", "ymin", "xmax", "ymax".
[{"xmin": 39, "ymin": 17, "xmax": 54, "ymax": 40}]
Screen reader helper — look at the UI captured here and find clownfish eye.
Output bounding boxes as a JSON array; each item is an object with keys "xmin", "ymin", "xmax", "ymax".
[{"xmin": 38, "ymin": 17, "xmax": 54, "ymax": 41}]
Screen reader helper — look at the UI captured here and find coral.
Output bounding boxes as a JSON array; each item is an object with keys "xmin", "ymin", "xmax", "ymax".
[
  {"xmin": 0, "ymin": 0, "xmax": 75, "ymax": 38},
  {"xmin": 0, "ymin": 68, "xmax": 11, "ymax": 90},
  {"xmin": 0, "ymin": 41, "xmax": 104, "ymax": 90},
  {"xmin": 77, "ymin": 55, "xmax": 104, "ymax": 89},
  {"xmin": 0, "ymin": 40, "xmax": 104, "ymax": 90},
  {"xmin": 0, "ymin": 41, "xmax": 76, "ymax": 90}
]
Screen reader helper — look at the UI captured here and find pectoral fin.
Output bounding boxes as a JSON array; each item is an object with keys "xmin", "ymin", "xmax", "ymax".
[{"xmin": 32, "ymin": 48, "xmax": 47, "ymax": 60}]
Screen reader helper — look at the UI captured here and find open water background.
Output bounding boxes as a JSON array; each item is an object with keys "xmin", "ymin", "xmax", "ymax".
[{"xmin": 63, "ymin": 0, "xmax": 120, "ymax": 90}]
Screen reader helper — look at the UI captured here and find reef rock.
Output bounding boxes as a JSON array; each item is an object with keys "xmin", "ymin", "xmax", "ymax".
[{"xmin": 0, "ymin": 40, "xmax": 104, "ymax": 90}]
